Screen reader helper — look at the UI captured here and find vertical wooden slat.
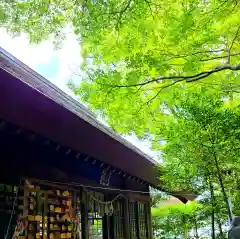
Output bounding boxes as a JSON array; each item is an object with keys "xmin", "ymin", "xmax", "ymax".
[
  {"xmin": 129, "ymin": 202, "xmax": 132, "ymax": 239},
  {"xmin": 4, "ymin": 184, "xmax": 6, "ymax": 228},
  {"xmin": 43, "ymin": 192, "xmax": 48, "ymax": 217},
  {"xmin": 129, "ymin": 202, "xmax": 135, "ymax": 239},
  {"xmin": 109, "ymin": 196, "xmax": 115, "ymax": 239},
  {"xmin": 124, "ymin": 197, "xmax": 130, "ymax": 239},
  {"xmin": 135, "ymin": 203, "xmax": 140, "ymax": 239},
  {"xmin": 102, "ymin": 214, "xmax": 107, "ymax": 238},
  {"xmin": 10, "ymin": 184, "xmax": 15, "ymax": 238},
  {"xmin": 102, "ymin": 214, "xmax": 108, "ymax": 239},
  {"xmin": 43, "ymin": 192, "xmax": 48, "ymax": 239},
  {"xmin": 23, "ymin": 182, "xmax": 29, "ymax": 237},
  {"xmin": 73, "ymin": 189, "xmax": 77, "ymax": 218},
  {"xmin": 144, "ymin": 204, "xmax": 149, "ymax": 239},
  {"xmin": 81, "ymin": 188, "xmax": 88, "ymax": 239}
]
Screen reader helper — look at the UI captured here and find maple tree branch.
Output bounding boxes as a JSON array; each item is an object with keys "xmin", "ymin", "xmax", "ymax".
[
  {"xmin": 200, "ymin": 51, "xmax": 240, "ymax": 62},
  {"xmin": 111, "ymin": 0, "xmax": 132, "ymax": 14},
  {"xmin": 229, "ymin": 26, "xmax": 240, "ymax": 52},
  {"xmin": 227, "ymin": 26, "xmax": 240, "ymax": 63},
  {"xmin": 202, "ymin": 0, "xmax": 228, "ymax": 16},
  {"xmin": 137, "ymin": 82, "xmax": 177, "ymax": 111},
  {"xmin": 224, "ymin": 90, "xmax": 240, "ymax": 94},
  {"xmin": 101, "ymin": 64, "xmax": 240, "ymax": 89},
  {"xmin": 99, "ymin": 64, "xmax": 240, "ymax": 112},
  {"xmin": 159, "ymin": 49, "xmax": 225, "ymax": 60},
  {"xmin": 114, "ymin": 0, "xmax": 132, "ymax": 29},
  {"xmin": 186, "ymin": 64, "xmax": 240, "ymax": 82}
]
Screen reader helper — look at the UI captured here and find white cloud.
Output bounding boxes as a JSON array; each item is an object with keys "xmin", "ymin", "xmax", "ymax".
[
  {"xmin": 48, "ymin": 28, "xmax": 83, "ymax": 94},
  {"xmin": 0, "ymin": 27, "xmax": 82, "ymax": 97},
  {"xmin": 0, "ymin": 28, "xmax": 54, "ymax": 68}
]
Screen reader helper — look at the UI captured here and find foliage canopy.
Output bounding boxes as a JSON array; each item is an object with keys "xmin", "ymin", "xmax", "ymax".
[{"xmin": 1, "ymin": 0, "xmax": 240, "ymax": 134}]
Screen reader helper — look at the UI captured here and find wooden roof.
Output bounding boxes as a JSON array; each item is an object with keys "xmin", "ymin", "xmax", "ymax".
[{"xmin": 0, "ymin": 47, "xmax": 193, "ymax": 202}]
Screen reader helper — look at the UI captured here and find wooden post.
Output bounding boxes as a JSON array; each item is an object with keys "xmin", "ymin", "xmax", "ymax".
[
  {"xmin": 103, "ymin": 194, "xmax": 109, "ymax": 239},
  {"xmin": 110, "ymin": 208, "xmax": 115, "ymax": 239},
  {"xmin": 102, "ymin": 214, "xmax": 108, "ymax": 239},
  {"xmin": 129, "ymin": 202, "xmax": 133, "ymax": 239},
  {"xmin": 108, "ymin": 194, "xmax": 116, "ymax": 239},
  {"xmin": 145, "ymin": 202, "xmax": 153, "ymax": 239}
]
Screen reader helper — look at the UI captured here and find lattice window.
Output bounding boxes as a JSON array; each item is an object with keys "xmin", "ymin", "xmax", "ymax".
[
  {"xmin": 138, "ymin": 203, "xmax": 147, "ymax": 239},
  {"xmin": 130, "ymin": 202, "xmax": 137, "ymax": 238},
  {"xmin": 114, "ymin": 200, "xmax": 124, "ymax": 239},
  {"xmin": 87, "ymin": 191, "xmax": 103, "ymax": 239}
]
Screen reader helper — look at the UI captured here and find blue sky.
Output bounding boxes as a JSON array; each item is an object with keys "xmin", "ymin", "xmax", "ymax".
[
  {"xmin": 36, "ymin": 55, "xmax": 60, "ymax": 79},
  {"xmin": 0, "ymin": 27, "xmax": 159, "ymax": 162}
]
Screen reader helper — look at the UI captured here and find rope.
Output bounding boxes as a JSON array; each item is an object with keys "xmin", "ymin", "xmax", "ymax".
[
  {"xmin": 83, "ymin": 187, "xmax": 126, "ymax": 204},
  {"xmin": 82, "ymin": 188, "xmax": 127, "ymax": 216}
]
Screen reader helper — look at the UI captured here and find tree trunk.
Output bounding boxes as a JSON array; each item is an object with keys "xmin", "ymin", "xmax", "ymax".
[
  {"xmin": 210, "ymin": 181, "xmax": 216, "ymax": 239},
  {"xmin": 213, "ymin": 153, "xmax": 232, "ymax": 222}
]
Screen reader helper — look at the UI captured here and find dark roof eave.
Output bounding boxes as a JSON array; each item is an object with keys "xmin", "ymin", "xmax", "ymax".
[
  {"xmin": 0, "ymin": 47, "xmax": 158, "ymax": 184},
  {"xmin": 0, "ymin": 47, "xmax": 157, "ymax": 165}
]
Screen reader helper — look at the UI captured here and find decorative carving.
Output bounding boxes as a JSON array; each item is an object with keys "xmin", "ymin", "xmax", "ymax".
[{"xmin": 100, "ymin": 166, "xmax": 112, "ymax": 186}]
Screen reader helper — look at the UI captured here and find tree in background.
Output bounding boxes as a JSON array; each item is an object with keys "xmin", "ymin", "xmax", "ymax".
[
  {"xmin": 152, "ymin": 200, "xmax": 207, "ymax": 239},
  {"xmin": 152, "ymin": 89, "xmax": 240, "ymax": 238}
]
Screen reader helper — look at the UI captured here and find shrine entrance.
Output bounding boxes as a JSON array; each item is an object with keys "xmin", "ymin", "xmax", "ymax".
[{"xmin": 1, "ymin": 179, "xmax": 150, "ymax": 239}]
